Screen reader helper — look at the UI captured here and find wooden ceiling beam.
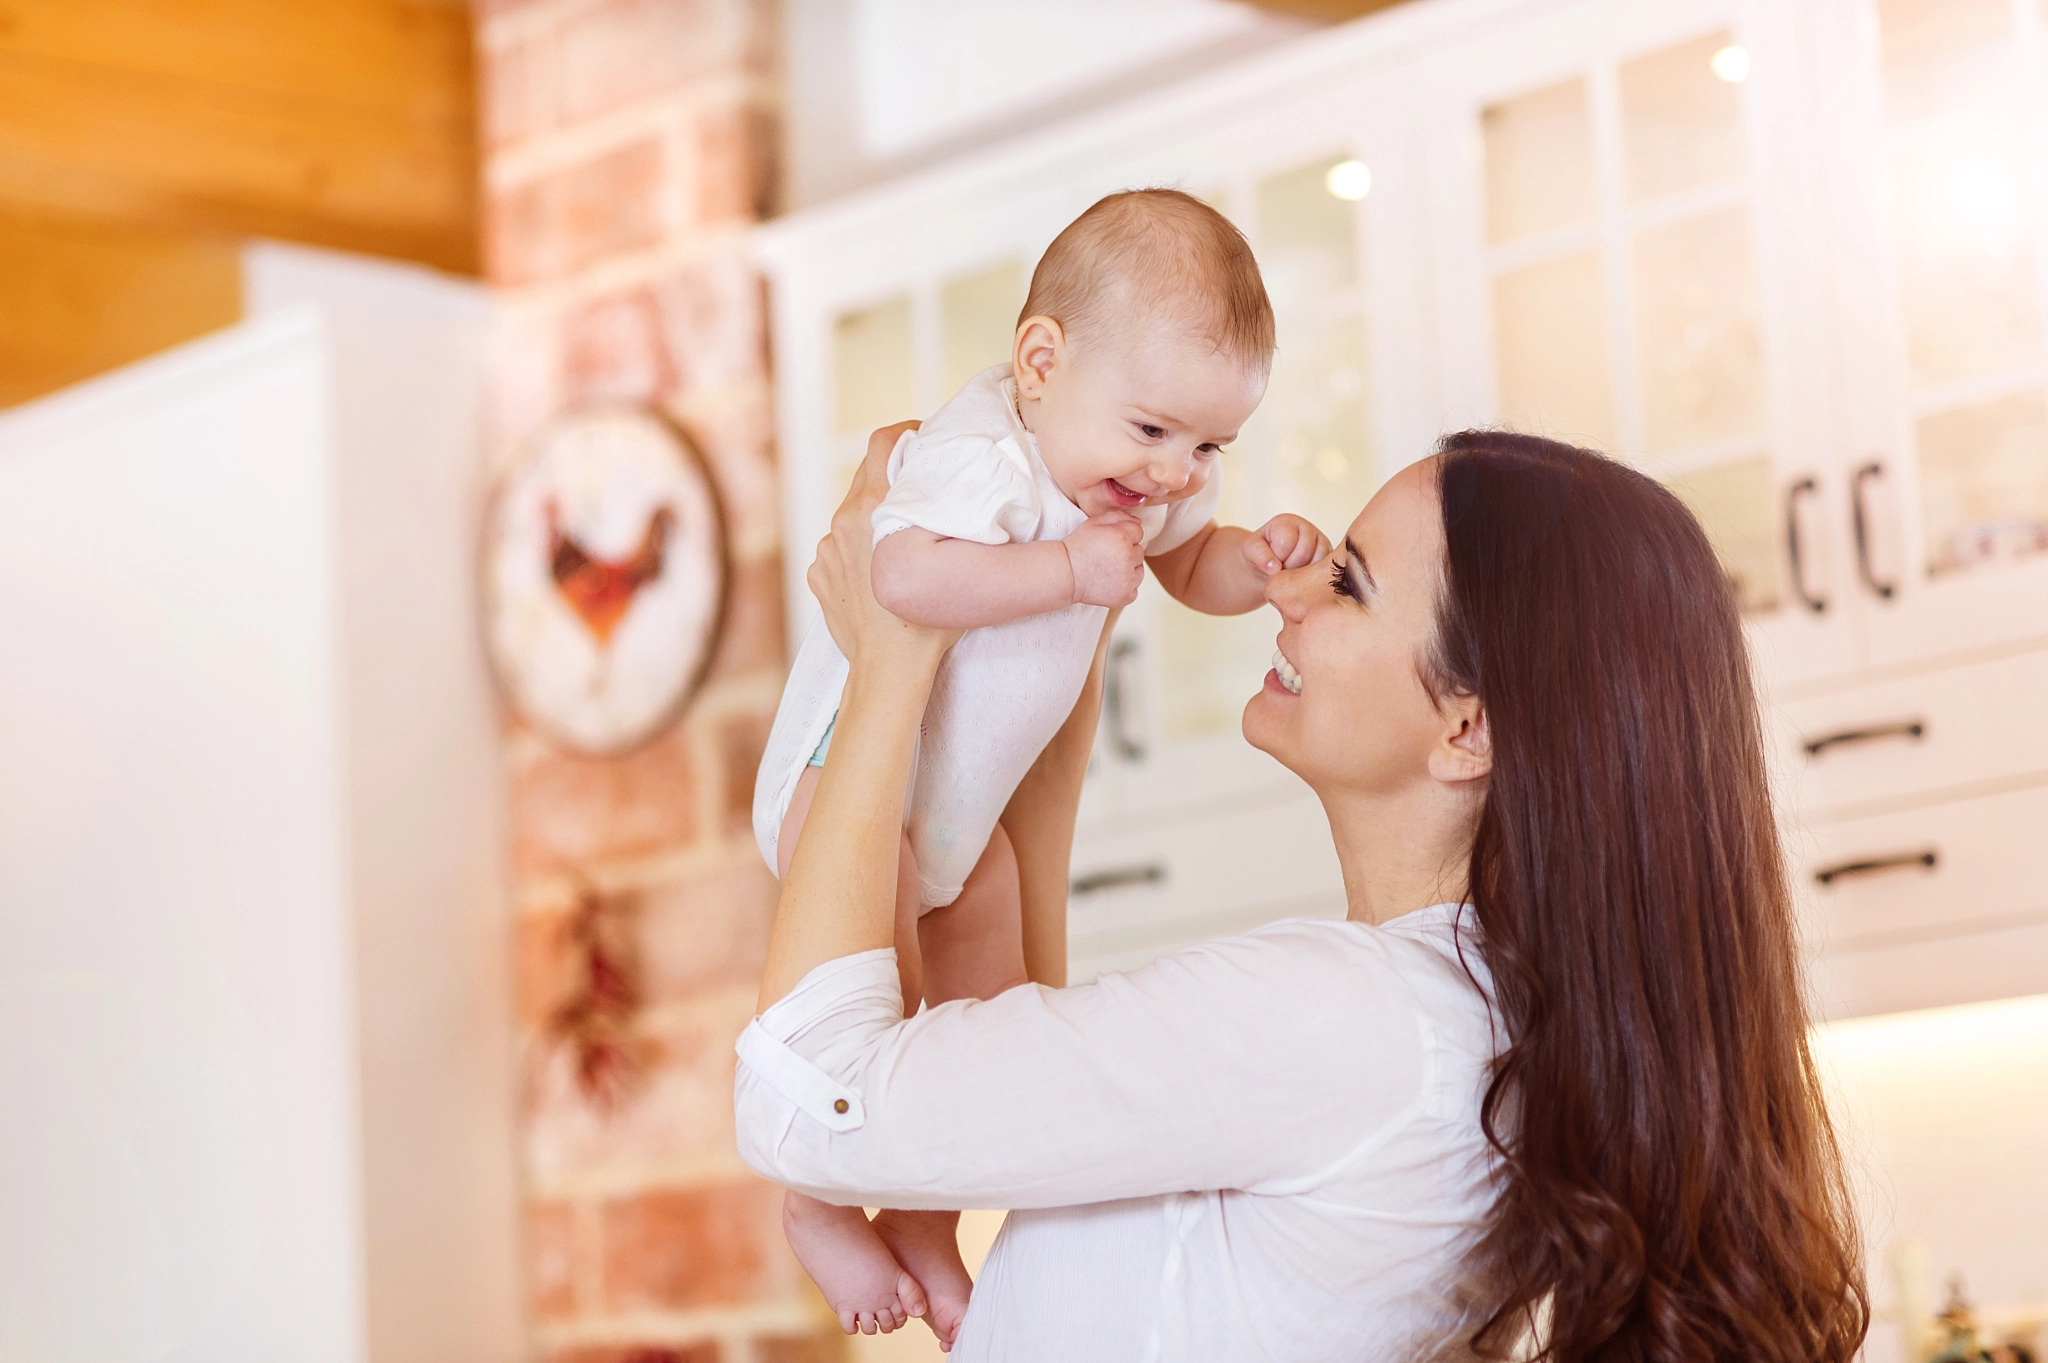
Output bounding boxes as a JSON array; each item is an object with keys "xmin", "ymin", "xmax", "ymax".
[
  {"xmin": 1237, "ymin": 0, "xmax": 1413, "ymax": 21},
  {"xmin": 0, "ymin": 0, "xmax": 479, "ymax": 273}
]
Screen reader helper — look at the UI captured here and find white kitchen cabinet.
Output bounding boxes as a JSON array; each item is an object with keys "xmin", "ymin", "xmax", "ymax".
[{"xmin": 754, "ymin": 0, "xmax": 2048, "ymax": 1010}]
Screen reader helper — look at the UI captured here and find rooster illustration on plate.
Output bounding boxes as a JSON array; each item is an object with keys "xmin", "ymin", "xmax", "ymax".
[{"xmin": 483, "ymin": 407, "xmax": 726, "ymax": 755}]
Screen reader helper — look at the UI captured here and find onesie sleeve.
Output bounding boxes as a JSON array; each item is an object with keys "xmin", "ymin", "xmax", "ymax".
[
  {"xmin": 1146, "ymin": 459, "xmax": 1225, "ymax": 557},
  {"xmin": 870, "ymin": 431, "xmax": 1043, "ymax": 546},
  {"xmin": 732, "ymin": 919, "xmax": 1442, "ymax": 1211}
]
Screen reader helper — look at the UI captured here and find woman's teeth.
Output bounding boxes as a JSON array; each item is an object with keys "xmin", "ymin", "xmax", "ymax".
[{"xmin": 1272, "ymin": 648, "xmax": 1302, "ymax": 695}]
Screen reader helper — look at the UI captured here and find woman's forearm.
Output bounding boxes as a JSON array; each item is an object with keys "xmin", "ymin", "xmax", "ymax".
[
  {"xmin": 1000, "ymin": 608, "xmax": 1118, "ymax": 988},
  {"xmin": 758, "ymin": 649, "xmax": 941, "ymax": 1012}
]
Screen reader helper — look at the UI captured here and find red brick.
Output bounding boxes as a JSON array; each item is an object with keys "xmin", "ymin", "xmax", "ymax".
[
  {"xmin": 678, "ymin": 395, "xmax": 777, "ymax": 553},
  {"xmin": 557, "ymin": 0, "xmax": 746, "ymax": 123},
  {"xmin": 564, "ymin": 288, "xmax": 676, "ymax": 405},
  {"xmin": 516, "ymin": 906, "xmax": 577, "ymax": 1028},
  {"xmin": 511, "ymin": 721, "xmax": 698, "ymax": 876},
  {"xmin": 697, "ymin": 102, "xmax": 777, "ymax": 225},
  {"xmin": 488, "ymin": 139, "xmax": 667, "ymax": 287},
  {"xmin": 601, "ymin": 1181, "xmax": 780, "ymax": 1311},
  {"xmin": 708, "ymin": 554, "xmax": 786, "ymax": 681},
  {"xmin": 716, "ymin": 709, "xmax": 774, "ymax": 838},
  {"xmin": 483, "ymin": 33, "xmax": 549, "ymax": 148},
  {"xmin": 656, "ymin": 255, "xmax": 768, "ymax": 396},
  {"xmin": 528, "ymin": 1200, "xmax": 581, "ymax": 1320},
  {"xmin": 638, "ymin": 861, "xmax": 776, "ymax": 1002},
  {"xmin": 524, "ymin": 994, "xmax": 756, "ymax": 1181},
  {"xmin": 752, "ymin": 1331, "xmax": 847, "ymax": 1363},
  {"xmin": 548, "ymin": 1345, "xmax": 720, "ymax": 1363}
]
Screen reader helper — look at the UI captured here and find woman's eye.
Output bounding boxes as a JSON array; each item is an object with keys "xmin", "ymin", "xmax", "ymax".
[{"xmin": 1330, "ymin": 559, "xmax": 1361, "ymax": 602}]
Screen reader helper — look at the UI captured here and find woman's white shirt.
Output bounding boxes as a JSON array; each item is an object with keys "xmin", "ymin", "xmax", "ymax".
[{"xmin": 733, "ymin": 903, "xmax": 1503, "ymax": 1362}]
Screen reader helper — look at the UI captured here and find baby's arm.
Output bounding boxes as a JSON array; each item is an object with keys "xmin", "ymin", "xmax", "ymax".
[
  {"xmin": 872, "ymin": 512, "xmax": 1145, "ymax": 629},
  {"xmin": 1147, "ymin": 514, "xmax": 1330, "ymax": 615}
]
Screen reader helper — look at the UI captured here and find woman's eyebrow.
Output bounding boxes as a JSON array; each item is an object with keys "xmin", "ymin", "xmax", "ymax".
[{"xmin": 1343, "ymin": 537, "xmax": 1378, "ymax": 596}]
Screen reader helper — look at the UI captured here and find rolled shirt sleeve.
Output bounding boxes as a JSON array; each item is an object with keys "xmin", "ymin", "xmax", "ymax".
[{"xmin": 733, "ymin": 920, "xmax": 1438, "ymax": 1212}]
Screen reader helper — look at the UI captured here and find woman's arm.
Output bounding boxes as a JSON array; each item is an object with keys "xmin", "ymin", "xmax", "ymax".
[
  {"xmin": 756, "ymin": 423, "xmax": 958, "ymax": 1011},
  {"xmin": 998, "ymin": 608, "xmax": 1117, "ymax": 988},
  {"xmin": 736, "ymin": 919, "xmax": 1434, "ymax": 1210}
]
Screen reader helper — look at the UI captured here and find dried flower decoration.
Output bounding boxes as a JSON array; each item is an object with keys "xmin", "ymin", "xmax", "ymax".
[{"xmin": 542, "ymin": 874, "xmax": 652, "ymax": 1111}]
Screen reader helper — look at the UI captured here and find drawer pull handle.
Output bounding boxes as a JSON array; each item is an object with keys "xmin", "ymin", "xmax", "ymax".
[
  {"xmin": 1802, "ymin": 719, "xmax": 1926, "ymax": 757},
  {"xmin": 1813, "ymin": 849, "xmax": 1938, "ymax": 887},
  {"xmin": 1071, "ymin": 864, "xmax": 1166, "ymax": 896},
  {"xmin": 1851, "ymin": 461, "xmax": 1896, "ymax": 600},
  {"xmin": 1104, "ymin": 637, "xmax": 1145, "ymax": 762},
  {"xmin": 1786, "ymin": 476, "xmax": 1828, "ymax": 614}
]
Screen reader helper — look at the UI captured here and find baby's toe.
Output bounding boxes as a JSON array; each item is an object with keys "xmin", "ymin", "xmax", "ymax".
[{"xmin": 897, "ymin": 1269, "xmax": 929, "ymax": 1319}]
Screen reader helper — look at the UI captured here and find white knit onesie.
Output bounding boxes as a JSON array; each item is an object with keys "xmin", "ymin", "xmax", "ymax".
[{"xmin": 753, "ymin": 365, "xmax": 1220, "ymax": 909}]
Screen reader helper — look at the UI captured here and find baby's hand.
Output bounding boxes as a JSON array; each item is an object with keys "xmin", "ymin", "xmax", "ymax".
[
  {"xmin": 1243, "ymin": 514, "xmax": 1331, "ymax": 576},
  {"xmin": 1065, "ymin": 511, "xmax": 1146, "ymax": 607}
]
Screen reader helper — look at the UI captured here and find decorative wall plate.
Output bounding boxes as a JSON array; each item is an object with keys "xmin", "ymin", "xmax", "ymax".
[{"xmin": 483, "ymin": 407, "xmax": 726, "ymax": 756}]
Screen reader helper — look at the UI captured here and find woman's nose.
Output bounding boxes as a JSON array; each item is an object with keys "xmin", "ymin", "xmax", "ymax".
[{"xmin": 1265, "ymin": 558, "xmax": 1316, "ymax": 621}]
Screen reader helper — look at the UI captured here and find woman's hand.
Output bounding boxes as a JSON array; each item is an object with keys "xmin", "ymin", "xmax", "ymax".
[{"xmin": 808, "ymin": 421, "xmax": 961, "ymax": 672}]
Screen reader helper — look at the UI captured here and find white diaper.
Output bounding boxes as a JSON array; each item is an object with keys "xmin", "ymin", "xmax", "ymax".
[{"xmin": 753, "ymin": 365, "xmax": 1220, "ymax": 909}]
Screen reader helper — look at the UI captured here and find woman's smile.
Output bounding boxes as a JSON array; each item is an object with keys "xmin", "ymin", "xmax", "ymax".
[{"xmin": 1269, "ymin": 645, "xmax": 1303, "ymax": 695}]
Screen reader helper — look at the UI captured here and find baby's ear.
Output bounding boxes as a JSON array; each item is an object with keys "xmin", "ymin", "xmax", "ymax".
[{"xmin": 1012, "ymin": 316, "xmax": 1064, "ymax": 395}]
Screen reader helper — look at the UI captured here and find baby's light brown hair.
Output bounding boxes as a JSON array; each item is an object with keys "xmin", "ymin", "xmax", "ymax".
[{"xmin": 1020, "ymin": 189, "xmax": 1276, "ymax": 372}]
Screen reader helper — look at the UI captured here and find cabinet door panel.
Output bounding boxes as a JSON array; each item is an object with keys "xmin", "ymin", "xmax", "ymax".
[
  {"xmin": 1819, "ymin": 0, "xmax": 2048, "ymax": 667},
  {"xmin": 1422, "ymin": 0, "xmax": 1859, "ymax": 688}
]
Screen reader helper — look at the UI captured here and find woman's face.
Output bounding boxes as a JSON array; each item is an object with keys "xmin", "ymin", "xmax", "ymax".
[{"xmin": 1245, "ymin": 457, "xmax": 1472, "ymax": 799}]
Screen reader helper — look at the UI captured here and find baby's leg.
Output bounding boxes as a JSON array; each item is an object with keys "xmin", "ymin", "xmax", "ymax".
[
  {"xmin": 872, "ymin": 823, "xmax": 1026, "ymax": 1351},
  {"xmin": 777, "ymin": 767, "xmax": 932, "ymax": 1335}
]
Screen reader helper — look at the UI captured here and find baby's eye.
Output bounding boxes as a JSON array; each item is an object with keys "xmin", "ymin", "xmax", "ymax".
[
  {"xmin": 1196, "ymin": 443, "xmax": 1222, "ymax": 457},
  {"xmin": 1135, "ymin": 423, "xmax": 1165, "ymax": 440}
]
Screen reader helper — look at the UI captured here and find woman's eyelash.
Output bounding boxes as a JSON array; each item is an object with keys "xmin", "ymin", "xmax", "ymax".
[{"xmin": 1330, "ymin": 559, "xmax": 1361, "ymax": 602}]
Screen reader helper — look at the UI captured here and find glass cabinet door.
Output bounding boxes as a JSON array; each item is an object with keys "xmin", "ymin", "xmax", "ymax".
[
  {"xmin": 1820, "ymin": 0, "xmax": 2048, "ymax": 667},
  {"xmin": 1101, "ymin": 131, "xmax": 1411, "ymax": 824},
  {"xmin": 1420, "ymin": 0, "xmax": 1858, "ymax": 687}
]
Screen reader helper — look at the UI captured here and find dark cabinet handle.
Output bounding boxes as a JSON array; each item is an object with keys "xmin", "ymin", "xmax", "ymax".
[
  {"xmin": 1851, "ymin": 461, "xmax": 1896, "ymax": 600},
  {"xmin": 1814, "ymin": 849, "xmax": 1937, "ymax": 887},
  {"xmin": 1802, "ymin": 719, "xmax": 1926, "ymax": 757},
  {"xmin": 1786, "ymin": 477, "xmax": 1827, "ymax": 614},
  {"xmin": 1104, "ymin": 636, "xmax": 1144, "ymax": 762},
  {"xmin": 1071, "ymin": 863, "xmax": 1165, "ymax": 896}
]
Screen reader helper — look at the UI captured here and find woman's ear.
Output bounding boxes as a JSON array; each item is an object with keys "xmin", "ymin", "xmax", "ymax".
[
  {"xmin": 1013, "ymin": 316, "xmax": 1064, "ymax": 398},
  {"xmin": 1429, "ymin": 697, "xmax": 1492, "ymax": 784}
]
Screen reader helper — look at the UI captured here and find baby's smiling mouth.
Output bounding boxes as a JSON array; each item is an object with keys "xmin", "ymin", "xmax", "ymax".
[{"xmin": 1104, "ymin": 478, "xmax": 1148, "ymax": 508}]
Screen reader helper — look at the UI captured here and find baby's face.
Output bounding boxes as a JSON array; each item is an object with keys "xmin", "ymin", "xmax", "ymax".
[{"xmin": 1019, "ymin": 325, "xmax": 1266, "ymax": 521}]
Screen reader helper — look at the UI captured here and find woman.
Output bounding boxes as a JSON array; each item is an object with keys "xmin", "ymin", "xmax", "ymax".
[{"xmin": 734, "ymin": 427, "xmax": 1869, "ymax": 1361}]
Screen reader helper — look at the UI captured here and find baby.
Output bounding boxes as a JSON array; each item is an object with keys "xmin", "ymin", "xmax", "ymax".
[{"xmin": 752, "ymin": 189, "xmax": 1329, "ymax": 1345}]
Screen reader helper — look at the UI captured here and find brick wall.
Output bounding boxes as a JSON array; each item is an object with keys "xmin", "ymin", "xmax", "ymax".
[{"xmin": 474, "ymin": 2, "xmax": 835, "ymax": 1358}]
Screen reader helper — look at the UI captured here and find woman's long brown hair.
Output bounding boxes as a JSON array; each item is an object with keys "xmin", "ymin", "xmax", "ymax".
[{"xmin": 1425, "ymin": 431, "xmax": 1868, "ymax": 1362}]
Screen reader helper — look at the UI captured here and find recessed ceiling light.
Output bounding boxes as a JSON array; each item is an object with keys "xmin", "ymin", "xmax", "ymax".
[
  {"xmin": 1711, "ymin": 44, "xmax": 1751, "ymax": 84},
  {"xmin": 1325, "ymin": 159, "xmax": 1372, "ymax": 201}
]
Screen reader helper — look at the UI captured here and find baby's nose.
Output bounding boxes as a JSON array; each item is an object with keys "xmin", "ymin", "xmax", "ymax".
[{"xmin": 1145, "ymin": 451, "xmax": 1193, "ymax": 492}]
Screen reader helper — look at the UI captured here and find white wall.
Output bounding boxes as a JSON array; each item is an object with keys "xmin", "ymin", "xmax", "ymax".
[
  {"xmin": 1817, "ymin": 993, "xmax": 2048, "ymax": 1362},
  {"xmin": 780, "ymin": 0, "xmax": 1317, "ymax": 207},
  {"xmin": 245, "ymin": 244, "xmax": 523, "ymax": 1363},
  {"xmin": 0, "ymin": 249, "xmax": 522, "ymax": 1363},
  {"xmin": 0, "ymin": 314, "xmax": 367, "ymax": 1362}
]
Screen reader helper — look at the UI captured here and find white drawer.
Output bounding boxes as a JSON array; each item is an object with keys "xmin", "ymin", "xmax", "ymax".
[
  {"xmin": 1790, "ymin": 782, "xmax": 2048, "ymax": 958},
  {"xmin": 1771, "ymin": 648, "xmax": 2048, "ymax": 816},
  {"xmin": 1066, "ymin": 790, "xmax": 1345, "ymax": 982}
]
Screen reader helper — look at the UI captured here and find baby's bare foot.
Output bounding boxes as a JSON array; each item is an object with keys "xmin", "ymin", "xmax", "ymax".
[
  {"xmin": 783, "ymin": 1192, "xmax": 927, "ymax": 1336},
  {"xmin": 872, "ymin": 1208, "xmax": 973, "ymax": 1352}
]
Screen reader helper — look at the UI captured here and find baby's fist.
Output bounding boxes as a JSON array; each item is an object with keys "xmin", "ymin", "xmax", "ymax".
[
  {"xmin": 1245, "ymin": 514, "xmax": 1331, "ymax": 575},
  {"xmin": 1065, "ymin": 511, "xmax": 1146, "ymax": 607}
]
